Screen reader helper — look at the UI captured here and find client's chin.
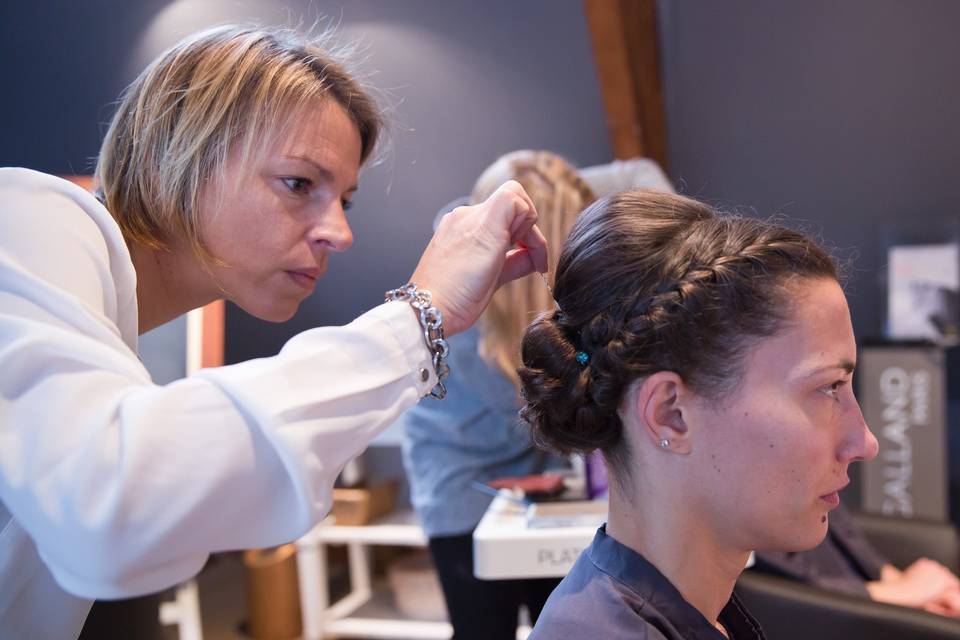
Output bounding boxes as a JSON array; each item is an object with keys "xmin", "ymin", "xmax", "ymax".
[{"xmin": 756, "ymin": 517, "xmax": 831, "ymax": 554}]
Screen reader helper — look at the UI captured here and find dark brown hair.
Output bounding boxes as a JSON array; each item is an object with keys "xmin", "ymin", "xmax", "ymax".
[{"xmin": 518, "ymin": 189, "xmax": 838, "ymax": 472}]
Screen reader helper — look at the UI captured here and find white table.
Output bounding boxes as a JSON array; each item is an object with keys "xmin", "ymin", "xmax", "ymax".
[
  {"xmin": 473, "ymin": 494, "xmax": 606, "ymax": 580},
  {"xmin": 473, "ymin": 495, "xmax": 754, "ymax": 579}
]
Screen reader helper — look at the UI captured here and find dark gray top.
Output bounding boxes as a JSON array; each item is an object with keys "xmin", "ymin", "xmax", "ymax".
[{"xmin": 530, "ymin": 526, "xmax": 765, "ymax": 640}]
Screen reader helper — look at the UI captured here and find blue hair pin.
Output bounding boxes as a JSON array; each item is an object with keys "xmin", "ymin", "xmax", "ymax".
[{"xmin": 575, "ymin": 351, "xmax": 590, "ymax": 366}]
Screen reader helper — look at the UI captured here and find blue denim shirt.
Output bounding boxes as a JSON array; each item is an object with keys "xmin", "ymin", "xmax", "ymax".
[
  {"xmin": 400, "ymin": 327, "xmax": 558, "ymax": 537},
  {"xmin": 531, "ymin": 526, "xmax": 766, "ymax": 640}
]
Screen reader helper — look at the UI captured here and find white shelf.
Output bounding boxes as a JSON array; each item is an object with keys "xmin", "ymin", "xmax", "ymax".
[
  {"xmin": 321, "ymin": 586, "xmax": 530, "ymax": 640},
  {"xmin": 301, "ymin": 510, "xmax": 427, "ymax": 546},
  {"xmin": 295, "ymin": 504, "xmax": 544, "ymax": 639},
  {"xmin": 296, "ymin": 511, "xmax": 444, "ymax": 640},
  {"xmin": 318, "ymin": 585, "xmax": 452, "ymax": 639},
  {"xmin": 325, "ymin": 617, "xmax": 452, "ymax": 639}
]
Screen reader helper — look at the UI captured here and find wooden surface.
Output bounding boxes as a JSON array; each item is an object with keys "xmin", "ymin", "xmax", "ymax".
[
  {"xmin": 59, "ymin": 174, "xmax": 226, "ymax": 370},
  {"xmin": 60, "ymin": 175, "xmax": 96, "ymax": 191},
  {"xmin": 583, "ymin": 0, "xmax": 668, "ymax": 169},
  {"xmin": 201, "ymin": 300, "xmax": 225, "ymax": 368}
]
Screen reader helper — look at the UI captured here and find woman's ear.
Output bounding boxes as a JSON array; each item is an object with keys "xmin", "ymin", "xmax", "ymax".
[{"xmin": 631, "ymin": 371, "xmax": 693, "ymax": 454}]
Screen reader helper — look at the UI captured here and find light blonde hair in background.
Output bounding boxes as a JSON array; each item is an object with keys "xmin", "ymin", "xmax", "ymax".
[
  {"xmin": 95, "ymin": 24, "xmax": 382, "ymax": 260},
  {"xmin": 472, "ymin": 150, "xmax": 596, "ymax": 386}
]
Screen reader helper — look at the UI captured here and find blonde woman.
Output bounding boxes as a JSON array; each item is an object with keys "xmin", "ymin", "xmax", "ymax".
[
  {"xmin": 400, "ymin": 150, "xmax": 595, "ymax": 639},
  {"xmin": 0, "ymin": 26, "xmax": 546, "ymax": 639}
]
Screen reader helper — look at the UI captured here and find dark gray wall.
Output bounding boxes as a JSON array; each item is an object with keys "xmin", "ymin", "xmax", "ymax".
[
  {"xmin": 657, "ymin": 0, "xmax": 960, "ymax": 340},
  {"xmin": 1, "ymin": 1, "xmax": 169, "ymax": 174},
  {"xmin": 0, "ymin": 0, "xmax": 611, "ymax": 362},
  {"xmin": 8, "ymin": 1, "xmax": 955, "ymax": 355},
  {"xmin": 222, "ymin": 1, "xmax": 614, "ymax": 360}
]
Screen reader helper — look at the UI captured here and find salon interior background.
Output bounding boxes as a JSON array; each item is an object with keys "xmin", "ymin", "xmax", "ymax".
[{"xmin": 3, "ymin": 0, "xmax": 960, "ymax": 366}]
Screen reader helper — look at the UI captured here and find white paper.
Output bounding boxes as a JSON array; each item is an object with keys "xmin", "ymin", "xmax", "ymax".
[{"xmin": 888, "ymin": 243, "xmax": 959, "ymax": 340}]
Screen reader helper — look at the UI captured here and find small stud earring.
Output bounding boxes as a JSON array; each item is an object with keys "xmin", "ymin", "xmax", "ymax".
[{"xmin": 659, "ymin": 438, "xmax": 670, "ymax": 449}]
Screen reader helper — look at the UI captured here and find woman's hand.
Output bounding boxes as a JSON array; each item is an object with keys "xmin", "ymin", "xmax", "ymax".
[
  {"xmin": 867, "ymin": 558, "xmax": 960, "ymax": 616},
  {"xmin": 410, "ymin": 180, "xmax": 547, "ymax": 336}
]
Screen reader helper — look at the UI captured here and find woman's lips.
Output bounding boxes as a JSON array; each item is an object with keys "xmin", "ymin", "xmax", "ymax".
[
  {"xmin": 819, "ymin": 491, "xmax": 840, "ymax": 507},
  {"xmin": 286, "ymin": 270, "xmax": 318, "ymax": 290}
]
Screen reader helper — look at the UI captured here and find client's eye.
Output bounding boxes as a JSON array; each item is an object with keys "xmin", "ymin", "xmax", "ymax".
[
  {"xmin": 823, "ymin": 380, "xmax": 847, "ymax": 401},
  {"xmin": 282, "ymin": 177, "xmax": 312, "ymax": 194},
  {"xmin": 341, "ymin": 198, "xmax": 353, "ymax": 212}
]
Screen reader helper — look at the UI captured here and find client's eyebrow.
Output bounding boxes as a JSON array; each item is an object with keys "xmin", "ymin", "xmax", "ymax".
[{"xmin": 801, "ymin": 360, "xmax": 856, "ymax": 378}]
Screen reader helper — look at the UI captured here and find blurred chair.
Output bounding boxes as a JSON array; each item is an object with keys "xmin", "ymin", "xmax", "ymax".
[
  {"xmin": 579, "ymin": 157, "xmax": 673, "ymax": 196},
  {"xmin": 736, "ymin": 512, "xmax": 960, "ymax": 640},
  {"xmin": 854, "ymin": 511, "xmax": 958, "ymax": 572}
]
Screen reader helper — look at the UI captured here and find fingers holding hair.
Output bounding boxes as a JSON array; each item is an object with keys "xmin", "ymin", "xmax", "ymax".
[{"xmin": 491, "ymin": 180, "xmax": 548, "ymax": 280}]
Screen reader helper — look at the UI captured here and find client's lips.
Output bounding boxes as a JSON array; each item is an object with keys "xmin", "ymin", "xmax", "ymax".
[
  {"xmin": 819, "ymin": 491, "xmax": 840, "ymax": 506},
  {"xmin": 819, "ymin": 481, "xmax": 849, "ymax": 507}
]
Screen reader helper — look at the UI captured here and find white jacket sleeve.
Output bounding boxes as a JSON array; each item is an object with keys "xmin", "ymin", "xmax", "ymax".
[{"xmin": 0, "ymin": 169, "xmax": 436, "ymax": 599}]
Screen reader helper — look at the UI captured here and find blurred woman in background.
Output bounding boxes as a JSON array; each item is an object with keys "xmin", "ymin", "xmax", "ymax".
[{"xmin": 401, "ymin": 150, "xmax": 595, "ymax": 639}]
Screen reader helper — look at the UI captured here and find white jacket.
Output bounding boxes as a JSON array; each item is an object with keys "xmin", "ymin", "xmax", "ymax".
[{"xmin": 0, "ymin": 168, "xmax": 436, "ymax": 638}]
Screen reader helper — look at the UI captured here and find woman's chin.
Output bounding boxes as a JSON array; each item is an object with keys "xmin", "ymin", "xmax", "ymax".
[
  {"xmin": 241, "ymin": 299, "xmax": 301, "ymax": 323},
  {"xmin": 778, "ymin": 523, "xmax": 830, "ymax": 553},
  {"xmin": 754, "ymin": 519, "xmax": 829, "ymax": 554}
]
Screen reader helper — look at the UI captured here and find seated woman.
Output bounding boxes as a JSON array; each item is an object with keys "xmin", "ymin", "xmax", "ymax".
[{"xmin": 518, "ymin": 189, "xmax": 880, "ymax": 639}]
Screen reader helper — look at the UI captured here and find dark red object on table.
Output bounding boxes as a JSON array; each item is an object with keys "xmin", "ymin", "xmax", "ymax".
[{"xmin": 486, "ymin": 473, "xmax": 565, "ymax": 498}]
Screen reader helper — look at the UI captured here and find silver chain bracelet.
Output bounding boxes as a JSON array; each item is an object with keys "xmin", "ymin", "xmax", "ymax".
[{"xmin": 384, "ymin": 283, "xmax": 450, "ymax": 399}]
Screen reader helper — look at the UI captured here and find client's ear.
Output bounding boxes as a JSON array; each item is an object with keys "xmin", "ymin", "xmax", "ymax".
[{"xmin": 632, "ymin": 371, "xmax": 692, "ymax": 455}]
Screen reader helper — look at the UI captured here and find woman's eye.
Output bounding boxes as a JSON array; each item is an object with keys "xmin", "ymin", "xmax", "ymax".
[
  {"xmin": 341, "ymin": 198, "xmax": 353, "ymax": 212},
  {"xmin": 282, "ymin": 177, "xmax": 311, "ymax": 194},
  {"xmin": 823, "ymin": 380, "xmax": 846, "ymax": 401}
]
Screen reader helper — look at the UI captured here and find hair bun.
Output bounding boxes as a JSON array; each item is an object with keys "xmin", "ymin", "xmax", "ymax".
[{"xmin": 518, "ymin": 314, "xmax": 623, "ymax": 455}]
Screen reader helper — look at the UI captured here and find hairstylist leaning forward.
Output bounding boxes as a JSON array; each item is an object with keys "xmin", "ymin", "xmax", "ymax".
[{"xmin": 0, "ymin": 25, "xmax": 545, "ymax": 639}]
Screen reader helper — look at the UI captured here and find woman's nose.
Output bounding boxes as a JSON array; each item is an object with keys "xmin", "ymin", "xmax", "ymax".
[
  {"xmin": 308, "ymin": 201, "xmax": 353, "ymax": 252},
  {"xmin": 839, "ymin": 396, "xmax": 879, "ymax": 463}
]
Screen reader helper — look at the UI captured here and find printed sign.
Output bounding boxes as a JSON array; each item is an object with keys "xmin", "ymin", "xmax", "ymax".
[{"xmin": 860, "ymin": 346, "xmax": 948, "ymax": 520}]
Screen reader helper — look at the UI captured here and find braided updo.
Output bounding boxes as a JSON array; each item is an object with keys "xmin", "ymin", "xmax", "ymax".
[{"xmin": 518, "ymin": 189, "xmax": 838, "ymax": 470}]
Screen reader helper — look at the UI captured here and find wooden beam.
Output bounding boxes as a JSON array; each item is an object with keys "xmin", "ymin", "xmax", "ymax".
[
  {"xmin": 583, "ymin": 0, "xmax": 668, "ymax": 170},
  {"xmin": 61, "ymin": 174, "xmax": 226, "ymax": 369},
  {"xmin": 200, "ymin": 300, "xmax": 225, "ymax": 368},
  {"xmin": 61, "ymin": 175, "xmax": 96, "ymax": 192}
]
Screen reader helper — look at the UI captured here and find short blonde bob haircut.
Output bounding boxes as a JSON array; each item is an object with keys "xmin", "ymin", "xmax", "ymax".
[
  {"xmin": 95, "ymin": 24, "xmax": 382, "ymax": 257},
  {"xmin": 472, "ymin": 150, "xmax": 596, "ymax": 386}
]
